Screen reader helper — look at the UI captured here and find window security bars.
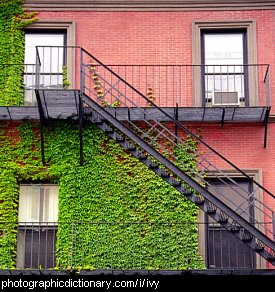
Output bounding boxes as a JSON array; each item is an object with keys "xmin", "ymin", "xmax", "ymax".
[{"xmin": 0, "ymin": 222, "xmax": 270, "ymax": 270}]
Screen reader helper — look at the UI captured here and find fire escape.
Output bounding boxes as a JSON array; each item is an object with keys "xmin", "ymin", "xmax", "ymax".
[{"xmin": 0, "ymin": 46, "xmax": 274, "ymax": 269}]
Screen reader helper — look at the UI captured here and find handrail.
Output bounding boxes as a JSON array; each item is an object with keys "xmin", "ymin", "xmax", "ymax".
[{"xmin": 80, "ymin": 47, "xmax": 275, "ymax": 200}]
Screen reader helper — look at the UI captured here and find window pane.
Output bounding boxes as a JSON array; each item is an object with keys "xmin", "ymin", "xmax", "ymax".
[
  {"xmin": 206, "ymin": 179, "xmax": 255, "ymax": 269},
  {"xmin": 39, "ymin": 74, "xmax": 63, "ymax": 89},
  {"xmin": 25, "ymin": 33, "xmax": 65, "ymax": 68},
  {"xmin": 37, "ymin": 46, "xmax": 64, "ymax": 74},
  {"xmin": 204, "ymin": 33, "xmax": 244, "ymax": 65},
  {"xmin": 208, "ymin": 180, "xmax": 252, "ymax": 221},
  {"xmin": 207, "ymin": 226, "xmax": 254, "ymax": 269},
  {"xmin": 205, "ymin": 74, "xmax": 245, "ymax": 101},
  {"xmin": 18, "ymin": 186, "xmax": 40, "ymax": 222},
  {"xmin": 19, "ymin": 185, "xmax": 59, "ymax": 223}
]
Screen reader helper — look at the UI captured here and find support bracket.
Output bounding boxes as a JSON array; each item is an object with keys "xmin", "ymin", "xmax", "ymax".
[
  {"xmin": 35, "ymin": 90, "xmax": 46, "ymax": 165},
  {"xmin": 221, "ymin": 108, "xmax": 225, "ymax": 127},
  {"xmin": 174, "ymin": 102, "xmax": 179, "ymax": 142},
  {"xmin": 79, "ymin": 92, "xmax": 84, "ymax": 166},
  {"xmin": 264, "ymin": 107, "xmax": 271, "ymax": 148}
]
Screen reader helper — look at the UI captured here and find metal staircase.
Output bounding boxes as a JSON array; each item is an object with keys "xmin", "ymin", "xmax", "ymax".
[{"xmin": 35, "ymin": 46, "xmax": 275, "ymax": 266}]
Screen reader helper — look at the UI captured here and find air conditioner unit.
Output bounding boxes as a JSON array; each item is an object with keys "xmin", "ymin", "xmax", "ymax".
[{"xmin": 212, "ymin": 91, "xmax": 240, "ymax": 106}]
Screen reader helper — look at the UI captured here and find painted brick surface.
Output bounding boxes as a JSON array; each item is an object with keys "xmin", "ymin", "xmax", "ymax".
[{"xmin": 37, "ymin": 10, "xmax": 275, "ymax": 108}]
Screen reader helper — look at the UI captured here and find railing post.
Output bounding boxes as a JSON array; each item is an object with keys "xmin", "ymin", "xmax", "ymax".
[
  {"xmin": 265, "ymin": 66, "xmax": 271, "ymax": 107},
  {"xmin": 174, "ymin": 102, "xmax": 178, "ymax": 142},
  {"xmin": 79, "ymin": 48, "xmax": 84, "ymax": 166},
  {"xmin": 35, "ymin": 47, "xmax": 40, "ymax": 90},
  {"xmin": 273, "ymin": 212, "xmax": 275, "ymax": 242}
]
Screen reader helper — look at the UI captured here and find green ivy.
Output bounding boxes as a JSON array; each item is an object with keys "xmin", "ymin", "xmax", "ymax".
[
  {"xmin": 0, "ymin": 0, "xmax": 205, "ymax": 271},
  {"xmin": 0, "ymin": 121, "xmax": 205, "ymax": 270},
  {"xmin": 0, "ymin": 0, "xmax": 36, "ymax": 106}
]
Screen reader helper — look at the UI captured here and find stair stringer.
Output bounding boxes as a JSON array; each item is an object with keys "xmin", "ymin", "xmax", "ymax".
[{"xmin": 82, "ymin": 93, "xmax": 275, "ymax": 265}]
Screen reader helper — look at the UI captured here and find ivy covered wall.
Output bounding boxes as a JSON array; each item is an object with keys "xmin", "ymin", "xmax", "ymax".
[
  {"xmin": 0, "ymin": 0, "xmax": 36, "ymax": 105},
  {"xmin": 0, "ymin": 121, "xmax": 204, "ymax": 269},
  {"xmin": 0, "ymin": 0, "xmax": 204, "ymax": 270}
]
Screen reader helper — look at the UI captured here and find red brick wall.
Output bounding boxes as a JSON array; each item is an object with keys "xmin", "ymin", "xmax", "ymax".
[{"xmin": 37, "ymin": 10, "xmax": 275, "ymax": 108}]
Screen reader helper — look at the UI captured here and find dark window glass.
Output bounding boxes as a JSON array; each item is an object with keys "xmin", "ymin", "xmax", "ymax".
[{"xmin": 206, "ymin": 179, "xmax": 255, "ymax": 269}]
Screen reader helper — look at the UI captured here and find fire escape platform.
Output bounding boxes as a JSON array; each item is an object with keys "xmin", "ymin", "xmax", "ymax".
[{"xmin": 0, "ymin": 90, "xmax": 270, "ymax": 123}]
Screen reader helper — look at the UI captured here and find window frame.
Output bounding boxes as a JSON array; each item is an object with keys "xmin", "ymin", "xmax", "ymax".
[
  {"xmin": 200, "ymin": 29, "xmax": 250, "ymax": 107},
  {"xmin": 17, "ymin": 183, "xmax": 59, "ymax": 269},
  {"xmin": 204, "ymin": 178, "xmax": 256, "ymax": 269},
  {"xmin": 24, "ymin": 20, "xmax": 76, "ymax": 88},
  {"xmin": 197, "ymin": 169, "xmax": 266, "ymax": 269},
  {"xmin": 192, "ymin": 20, "xmax": 258, "ymax": 107}
]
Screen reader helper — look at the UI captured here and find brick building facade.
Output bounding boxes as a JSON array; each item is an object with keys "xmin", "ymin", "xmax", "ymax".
[{"xmin": 0, "ymin": 0, "xmax": 274, "ymax": 273}]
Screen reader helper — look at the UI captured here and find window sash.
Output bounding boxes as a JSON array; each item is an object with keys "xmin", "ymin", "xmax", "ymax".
[{"xmin": 18, "ymin": 185, "xmax": 58, "ymax": 224}]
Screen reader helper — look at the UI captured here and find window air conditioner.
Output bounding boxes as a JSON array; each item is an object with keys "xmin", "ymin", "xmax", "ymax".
[{"xmin": 212, "ymin": 91, "xmax": 239, "ymax": 106}]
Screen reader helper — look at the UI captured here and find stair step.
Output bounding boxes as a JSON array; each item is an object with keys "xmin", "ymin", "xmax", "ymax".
[
  {"xmin": 254, "ymin": 240, "xmax": 265, "ymax": 251},
  {"xmin": 216, "ymin": 212, "xmax": 229, "ymax": 223},
  {"xmin": 267, "ymin": 253, "xmax": 275, "ymax": 261},
  {"xmin": 93, "ymin": 119, "xmax": 103, "ymax": 124},
  {"xmin": 194, "ymin": 195, "xmax": 205, "ymax": 205},
  {"xmin": 181, "ymin": 188, "xmax": 192, "ymax": 196},
  {"xmin": 149, "ymin": 162, "xmax": 159, "ymax": 169},
  {"xmin": 137, "ymin": 152, "xmax": 147, "ymax": 160},
  {"xmin": 240, "ymin": 229, "xmax": 253, "ymax": 242},
  {"xmin": 205, "ymin": 202, "xmax": 217, "ymax": 214},
  {"xmin": 125, "ymin": 142, "xmax": 136, "ymax": 151},
  {"xmin": 169, "ymin": 177, "xmax": 181, "ymax": 187},
  {"xmin": 228, "ymin": 222, "xmax": 240, "ymax": 233},
  {"xmin": 160, "ymin": 169, "xmax": 170, "ymax": 178},
  {"xmin": 104, "ymin": 125, "xmax": 114, "ymax": 133},
  {"xmin": 115, "ymin": 134, "xmax": 125, "ymax": 142}
]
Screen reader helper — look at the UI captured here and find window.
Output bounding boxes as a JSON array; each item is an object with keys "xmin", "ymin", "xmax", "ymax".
[
  {"xmin": 24, "ymin": 30, "xmax": 66, "ymax": 105},
  {"xmin": 205, "ymin": 179, "xmax": 255, "ymax": 269},
  {"xmin": 16, "ymin": 184, "xmax": 58, "ymax": 269},
  {"xmin": 192, "ymin": 21, "xmax": 258, "ymax": 107},
  {"xmin": 201, "ymin": 30, "xmax": 248, "ymax": 106}
]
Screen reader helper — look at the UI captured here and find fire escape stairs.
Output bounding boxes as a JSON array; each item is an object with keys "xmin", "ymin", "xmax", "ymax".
[
  {"xmin": 81, "ymin": 94, "xmax": 275, "ymax": 265},
  {"xmin": 34, "ymin": 48, "xmax": 275, "ymax": 266}
]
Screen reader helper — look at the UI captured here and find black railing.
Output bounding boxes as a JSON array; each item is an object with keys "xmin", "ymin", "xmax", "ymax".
[
  {"xmin": 0, "ymin": 46, "xmax": 270, "ymax": 108},
  {"xmin": 100, "ymin": 64, "xmax": 270, "ymax": 107},
  {"xmin": 77, "ymin": 47, "xmax": 275, "ymax": 244},
  {"xmin": 0, "ymin": 222, "xmax": 270, "ymax": 270},
  {"xmin": 31, "ymin": 46, "xmax": 275, "ymax": 262},
  {"xmin": 34, "ymin": 47, "xmax": 269, "ymax": 107}
]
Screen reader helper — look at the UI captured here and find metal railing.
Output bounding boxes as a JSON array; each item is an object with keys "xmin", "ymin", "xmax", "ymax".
[
  {"xmin": 77, "ymin": 47, "xmax": 275, "ymax": 246},
  {"xmin": 31, "ymin": 46, "xmax": 275, "ymax": 261},
  {"xmin": 0, "ymin": 222, "xmax": 269, "ymax": 270},
  {"xmin": 100, "ymin": 64, "xmax": 270, "ymax": 107},
  {"xmin": 31, "ymin": 46, "xmax": 270, "ymax": 108},
  {"xmin": 0, "ymin": 46, "xmax": 270, "ymax": 108}
]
